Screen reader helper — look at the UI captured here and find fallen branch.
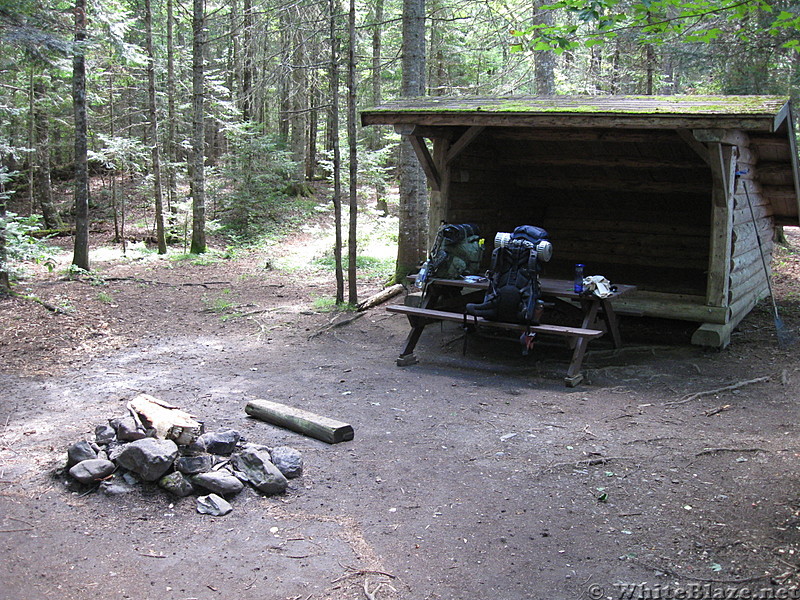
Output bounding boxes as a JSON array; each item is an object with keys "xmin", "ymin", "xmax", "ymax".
[
  {"xmin": 100, "ymin": 277, "xmax": 231, "ymax": 288},
  {"xmin": 7, "ymin": 290, "xmax": 70, "ymax": 314},
  {"xmin": 308, "ymin": 311, "xmax": 366, "ymax": 340},
  {"xmin": 363, "ymin": 579, "xmax": 396, "ymax": 600},
  {"xmin": 695, "ymin": 447, "xmax": 767, "ymax": 457},
  {"xmin": 667, "ymin": 376, "xmax": 770, "ymax": 407},
  {"xmin": 357, "ymin": 284, "xmax": 404, "ymax": 312}
]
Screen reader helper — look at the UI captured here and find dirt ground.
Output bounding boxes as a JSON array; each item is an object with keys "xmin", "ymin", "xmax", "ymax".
[{"xmin": 3, "ymin": 225, "xmax": 800, "ymax": 600}]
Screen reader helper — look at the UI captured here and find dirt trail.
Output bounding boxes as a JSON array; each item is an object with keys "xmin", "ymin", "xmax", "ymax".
[{"xmin": 2, "ymin": 232, "xmax": 800, "ymax": 600}]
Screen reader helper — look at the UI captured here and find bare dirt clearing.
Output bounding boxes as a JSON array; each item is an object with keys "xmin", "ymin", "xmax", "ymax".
[{"xmin": 2, "ymin": 228, "xmax": 800, "ymax": 600}]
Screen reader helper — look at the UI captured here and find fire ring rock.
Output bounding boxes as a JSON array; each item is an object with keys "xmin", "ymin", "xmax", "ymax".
[
  {"xmin": 197, "ymin": 494, "xmax": 233, "ymax": 516},
  {"xmin": 68, "ymin": 458, "xmax": 115, "ymax": 484},
  {"xmin": 269, "ymin": 446, "xmax": 304, "ymax": 479},
  {"xmin": 232, "ymin": 448, "xmax": 288, "ymax": 495},
  {"xmin": 114, "ymin": 438, "xmax": 179, "ymax": 481},
  {"xmin": 192, "ymin": 471, "xmax": 245, "ymax": 496},
  {"xmin": 67, "ymin": 440, "xmax": 98, "ymax": 468}
]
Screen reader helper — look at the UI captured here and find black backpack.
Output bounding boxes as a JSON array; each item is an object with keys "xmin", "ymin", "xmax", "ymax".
[{"xmin": 465, "ymin": 225, "xmax": 551, "ymax": 325}]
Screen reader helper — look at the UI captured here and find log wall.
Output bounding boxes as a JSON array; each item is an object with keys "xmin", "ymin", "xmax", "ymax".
[{"xmin": 726, "ymin": 134, "xmax": 773, "ymax": 327}]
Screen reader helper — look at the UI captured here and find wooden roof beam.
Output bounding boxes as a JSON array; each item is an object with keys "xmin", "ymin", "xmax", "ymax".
[
  {"xmin": 446, "ymin": 126, "xmax": 485, "ymax": 165},
  {"xmin": 394, "ymin": 124, "xmax": 442, "ymax": 191},
  {"xmin": 408, "ymin": 134, "xmax": 441, "ymax": 191}
]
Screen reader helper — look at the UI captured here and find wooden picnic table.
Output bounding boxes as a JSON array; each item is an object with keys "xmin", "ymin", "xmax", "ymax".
[{"xmin": 387, "ymin": 276, "xmax": 636, "ymax": 386}]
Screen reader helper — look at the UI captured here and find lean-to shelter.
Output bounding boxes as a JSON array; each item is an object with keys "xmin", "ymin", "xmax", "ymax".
[{"xmin": 361, "ymin": 95, "xmax": 800, "ymax": 348}]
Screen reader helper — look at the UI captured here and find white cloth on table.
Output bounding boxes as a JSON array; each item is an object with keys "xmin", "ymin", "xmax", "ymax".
[{"xmin": 582, "ymin": 275, "xmax": 613, "ymax": 298}]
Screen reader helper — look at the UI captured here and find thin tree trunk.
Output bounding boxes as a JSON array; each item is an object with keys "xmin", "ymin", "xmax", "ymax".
[
  {"xmin": 72, "ymin": 0, "xmax": 90, "ymax": 270},
  {"xmin": 145, "ymin": 0, "xmax": 167, "ymax": 254},
  {"xmin": 329, "ymin": 0, "xmax": 344, "ymax": 304},
  {"xmin": 190, "ymin": 0, "xmax": 206, "ymax": 254},
  {"xmin": 166, "ymin": 0, "xmax": 177, "ymax": 214},
  {"xmin": 347, "ymin": 0, "xmax": 357, "ymax": 305},
  {"xmin": 0, "ymin": 173, "xmax": 10, "ymax": 292},
  {"xmin": 33, "ymin": 78, "xmax": 63, "ymax": 230}
]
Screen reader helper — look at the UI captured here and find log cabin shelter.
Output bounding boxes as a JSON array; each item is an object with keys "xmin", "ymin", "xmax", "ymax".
[{"xmin": 360, "ymin": 95, "xmax": 800, "ymax": 349}]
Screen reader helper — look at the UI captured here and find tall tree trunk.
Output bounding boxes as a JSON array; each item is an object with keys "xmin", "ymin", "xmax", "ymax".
[
  {"xmin": 166, "ymin": 0, "xmax": 178, "ymax": 227},
  {"xmin": 532, "ymin": 1, "xmax": 555, "ymax": 94},
  {"xmin": 394, "ymin": 0, "xmax": 427, "ymax": 282},
  {"xmin": 33, "ymin": 78, "xmax": 63, "ymax": 230},
  {"xmin": 72, "ymin": 0, "xmax": 90, "ymax": 270},
  {"xmin": 242, "ymin": 0, "xmax": 253, "ymax": 120},
  {"xmin": 190, "ymin": 0, "xmax": 206, "ymax": 254},
  {"xmin": 0, "ymin": 173, "xmax": 9, "ymax": 292},
  {"xmin": 145, "ymin": 0, "xmax": 167, "ymax": 254},
  {"xmin": 369, "ymin": 0, "xmax": 387, "ymax": 215},
  {"xmin": 329, "ymin": 0, "xmax": 344, "ymax": 303},
  {"xmin": 347, "ymin": 0, "xmax": 357, "ymax": 305},
  {"xmin": 290, "ymin": 5, "xmax": 307, "ymax": 183}
]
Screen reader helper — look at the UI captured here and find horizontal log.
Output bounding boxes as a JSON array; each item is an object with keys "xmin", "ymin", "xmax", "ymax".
[
  {"xmin": 729, "ymin": 258, "xmax": 769, "ymax": 289},
  {"xmin": 727, "ymin": 285, "xmax": 768, "ymax": 323},
  {"xmin": 515, "ymin": 175, "xmax": 707, "ymax": 195},
  {"xmin": 555, "ymin": 249, "xmax": 708, "ymax": 270},
  {"xmin": 245, "ymin": 399, "xmax": 354, "ymax": 444},
  {"xmin": 729, "ymin": 268, "xmax": 769, "ymax": 303},
  {"xmin": 611, "ymin": 293, "xmax": 730, "ymax": 324},
  {"xmin": 732, "ymin": 203, "xmax": 773, "ymax": 226},
  {"xmin": 357, "ymin": 284, "xmax": 404, "ymax": 311},
  {"xmin": 544, "ymin": 217, "xmax": 708, "ymax": 237}
]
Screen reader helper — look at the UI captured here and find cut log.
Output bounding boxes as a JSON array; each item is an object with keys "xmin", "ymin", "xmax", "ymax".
[
  {"xmin": 128, "ymin": 394, "xmax": 203, "ymax": 445},
  {"xmin": 357, "ymin": 284, "xmax": 404, "ymax": 311},
  {"xmin": 245, "ymin": 399, "xmax": 354, "ymax": 444}
]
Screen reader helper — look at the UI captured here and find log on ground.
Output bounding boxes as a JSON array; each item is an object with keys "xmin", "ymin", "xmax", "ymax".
[{"xmin": 245, "ymin": 399, "xmax": 354, "ymax": 444}]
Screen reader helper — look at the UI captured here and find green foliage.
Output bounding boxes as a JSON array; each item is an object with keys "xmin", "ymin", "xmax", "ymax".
[
  {"xmin": 312, "ymin": 253, "xmax": 395, "ymax": 281},
  {"xmin": 312, "ymin": 296, "xmax": 357, "ymax": 312},
  {"xmin": 0, "ymin": 212, "xmax": 57, "ymax": 279},
  {"xmin": 515, "ymin": 0, "xmax": 800, "ymax": 53},
  {"xmin": 215, "ymin": 128, "xmax": 300, "ymax": 236}
]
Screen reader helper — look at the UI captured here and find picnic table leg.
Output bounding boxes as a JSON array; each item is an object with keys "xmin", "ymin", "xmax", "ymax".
[
  {"xmin": 564, "ymin": 337, "xmax": 590, "ymax": 387},
  {"xmin": 563, "ymin": 300, "xmax": 602, "ymax": 386},
  {"xmin": 396, "ymin": 286, "xmax": 441, "ymax": 366},
  {"xmin": 397, "ymin": 325, "xmax": 425, "ymax": 365},
  {"xmin": 599, "ymin": 298, "xmax": 622, "ymax": 348}
]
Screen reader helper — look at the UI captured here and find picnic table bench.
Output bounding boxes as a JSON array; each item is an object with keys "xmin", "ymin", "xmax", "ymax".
[{"xmin": 387, "ymin": 276, "xmax": 636, "ymax": 387}]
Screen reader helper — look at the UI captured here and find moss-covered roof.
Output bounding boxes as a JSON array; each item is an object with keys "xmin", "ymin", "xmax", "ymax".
[{"xmin": 361, "ymin": 95, "xmax": 791, "ymax": 131}]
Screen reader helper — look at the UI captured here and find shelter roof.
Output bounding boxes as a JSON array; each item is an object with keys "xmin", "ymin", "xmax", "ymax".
[{"xmin": 361, "ymin": 95, "xmax": 799, "ymax": 224}]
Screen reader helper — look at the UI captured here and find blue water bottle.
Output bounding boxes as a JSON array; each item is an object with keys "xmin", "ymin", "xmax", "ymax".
[{"xmin": 574, "ymin": 264, "xmax": 584, "ymax": 294}]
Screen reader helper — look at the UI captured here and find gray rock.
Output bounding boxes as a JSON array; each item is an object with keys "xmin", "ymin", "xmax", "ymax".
[
  {"xmin": 192, "ymin": 471, "xmax": 244, "ymax": 496},
  {"xmin": 174, "ymin": 454, "xmax": 214, "ymax": 475},
  {"xmin": 95, "ymin": 424, "xmax": 117, "ymax": 445},
  {"xmin": 111, "ymin": 416, "xmax": 146, "ymax": 442},
  {"xmin": 99, "ymin": 474, "xmax": 136, "ymax": 496},
  {"xmin": 114, "ymin": 438, "xmax": 179, "ymax": 481},
  {"xmin": 107, "ymin": 443, "xmax": 126, "ymax": 462},
  {"xmin": 195, "ymin": 429, "xmax": 241, "ymax": 456},
  {"xmin": 68, "ymin": 459, "xmax": 115, "ymax": 484},
  {"xmin": 270, "ymin": 446, "xmax": 303, "ymax": 479},
  {"xmin": 159, "ymin": 472, "xmax": 195, "ymax": 497},
  {"xmin": 232, "ymin": 448, "xmax": 287, "ymax": 495},
  {"xmin": 67, "ymin": 440, "xmax": 97, "ymax": 468},
  {"xmin": 196, "ymin": 494, "xmax": 233, "ymax": 516}
]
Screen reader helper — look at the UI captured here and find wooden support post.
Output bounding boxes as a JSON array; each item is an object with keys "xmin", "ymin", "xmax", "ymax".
[{"xmin": 703, "ymin": 140, "xmax": 736, "ymax": 309}]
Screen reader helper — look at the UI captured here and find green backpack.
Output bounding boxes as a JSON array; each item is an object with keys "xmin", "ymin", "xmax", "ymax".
[{"xmin": 419, "ymin": 223, "xmax": 484, "ymax": 283}]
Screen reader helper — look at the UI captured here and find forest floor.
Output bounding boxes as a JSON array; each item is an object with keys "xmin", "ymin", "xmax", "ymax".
[{"xmin": 2, "ymin": 206, "xmax": 800, "ymax": 600}]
